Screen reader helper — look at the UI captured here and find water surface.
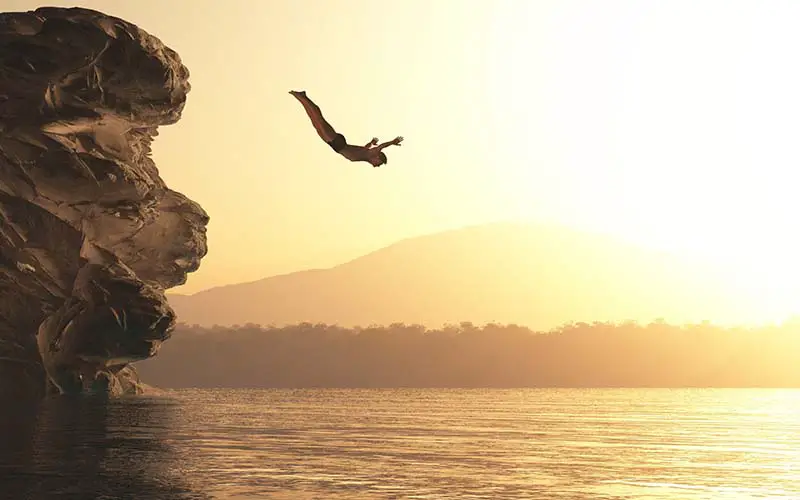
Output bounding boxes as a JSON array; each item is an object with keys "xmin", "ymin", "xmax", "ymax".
[{"xmin": 1, "ymin": 388, "xmax": 799, "ymax": 499}]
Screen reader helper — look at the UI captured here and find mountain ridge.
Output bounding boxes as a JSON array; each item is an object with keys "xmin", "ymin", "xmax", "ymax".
[{"xmin": 166, "ymin": 222, "xmax": 755, "ymax": 329}]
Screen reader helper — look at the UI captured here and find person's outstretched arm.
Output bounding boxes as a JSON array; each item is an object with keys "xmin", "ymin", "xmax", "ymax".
[{"xmin": 376, "ymin": 136, "xmax": 403, "ymax": 150}]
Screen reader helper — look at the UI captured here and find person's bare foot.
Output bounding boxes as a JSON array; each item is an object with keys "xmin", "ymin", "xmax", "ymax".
[{"xmin": 289, "ymin": 90, "xmax": 306, "ymax": 98}]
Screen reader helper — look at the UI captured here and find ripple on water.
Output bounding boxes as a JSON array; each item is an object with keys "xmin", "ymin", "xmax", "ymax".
[{"xmin": 1, "ymin": 389, "xmax": 800, "ymax": 499}]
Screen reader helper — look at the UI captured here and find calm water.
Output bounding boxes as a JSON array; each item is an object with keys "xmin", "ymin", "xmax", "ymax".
[{"xmin": 1, "ymin": 389, "xmax": 800, "ymax": 499}]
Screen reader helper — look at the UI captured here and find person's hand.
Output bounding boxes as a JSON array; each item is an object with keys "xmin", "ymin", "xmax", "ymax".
[
  {"xmin": 394, "ymin": 136, "xmax": 404, "ymax": 145},
  {"xmin": 370, "ymin": 137, "xmax": 379, "ymax": 146}
]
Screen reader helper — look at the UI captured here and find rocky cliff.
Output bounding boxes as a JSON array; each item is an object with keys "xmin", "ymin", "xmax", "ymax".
[{"xmin": 0, "ymin": 7, "xmax": 208, "ymax": 398}]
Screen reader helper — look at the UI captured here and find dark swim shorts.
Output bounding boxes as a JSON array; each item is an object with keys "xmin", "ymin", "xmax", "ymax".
[{"xmin": 327, "ymin": 133, "xmax": 347, "ymax": 153}]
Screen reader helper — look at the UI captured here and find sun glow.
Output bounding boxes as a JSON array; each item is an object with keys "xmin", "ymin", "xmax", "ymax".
[{"xmin": 478, "ymin": 1, "xmax": 800, "ymax": 324}]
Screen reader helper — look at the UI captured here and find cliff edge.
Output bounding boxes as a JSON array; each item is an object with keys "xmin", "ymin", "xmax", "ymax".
[{"xmin": 0, "ymin": 7, "xmax": 208, "ymax": 398}]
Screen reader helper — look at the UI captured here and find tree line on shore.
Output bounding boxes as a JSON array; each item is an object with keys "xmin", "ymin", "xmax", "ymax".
[{"xmin": 134, "ymin": 319, "xmax": 800, "ymax": 388}]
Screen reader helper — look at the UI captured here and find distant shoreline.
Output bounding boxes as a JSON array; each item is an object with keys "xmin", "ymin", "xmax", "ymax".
[{"xmin": 135, "ymin": 321, "xmax": 800, "ymax": 389}]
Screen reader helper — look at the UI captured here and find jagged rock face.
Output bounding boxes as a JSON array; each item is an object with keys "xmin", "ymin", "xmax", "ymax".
[{"xmin": 0, "ymin": 7, "xmax": 208, "ymax": 398}]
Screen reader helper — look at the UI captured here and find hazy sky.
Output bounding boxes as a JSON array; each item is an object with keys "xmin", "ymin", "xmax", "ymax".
[{"xmin": 7, "ymin": 0, "xmax": 800, "ymax": 320}]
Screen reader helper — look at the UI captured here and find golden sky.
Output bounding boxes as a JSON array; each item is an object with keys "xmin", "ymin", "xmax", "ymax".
[{"xmin": 7, "ymin": 0, "xmax": 800, "ymax": 323}]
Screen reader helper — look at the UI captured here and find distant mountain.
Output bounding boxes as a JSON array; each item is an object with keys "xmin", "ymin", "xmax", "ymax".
[{"xmin": 166, "ymin": 222, "xmax": 755, "ymax": 330}]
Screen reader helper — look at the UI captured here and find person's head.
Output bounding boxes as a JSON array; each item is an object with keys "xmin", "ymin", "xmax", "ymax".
[{"xmin": 368, "ymin": 150, "xmax": 388, "ymax": 167}]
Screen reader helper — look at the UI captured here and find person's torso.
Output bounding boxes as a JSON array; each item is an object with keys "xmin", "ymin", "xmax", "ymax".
[{"xmin": 339, "ymin": 145, "xmax": 369, "ymax": 162}]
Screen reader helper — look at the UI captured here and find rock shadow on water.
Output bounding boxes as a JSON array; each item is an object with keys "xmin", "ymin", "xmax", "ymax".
[{"xmin": 0, "ymin": 395, "xmax": 211, "ymax": 499}]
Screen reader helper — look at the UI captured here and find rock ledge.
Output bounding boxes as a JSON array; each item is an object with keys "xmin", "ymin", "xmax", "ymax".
[{"xmin": 0, "ymin": 7, "xmax": 208, "ymax": 398}]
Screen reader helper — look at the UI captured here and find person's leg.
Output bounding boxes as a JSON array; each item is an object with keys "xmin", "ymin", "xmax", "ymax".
[{"xmin": 290, "ymin": 91, "xmax": 338, "ymax": 142}]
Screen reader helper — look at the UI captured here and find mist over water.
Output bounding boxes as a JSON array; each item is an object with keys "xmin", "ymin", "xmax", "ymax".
[{"xmin": 2, "ymin": 389, "xmax": 799, "ymax": 499}]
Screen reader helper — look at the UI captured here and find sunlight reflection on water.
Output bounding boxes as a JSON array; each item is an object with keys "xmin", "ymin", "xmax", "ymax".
[{"xmin": 1, "ymin": 389, "xmax": 799, "ymax": 499}]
